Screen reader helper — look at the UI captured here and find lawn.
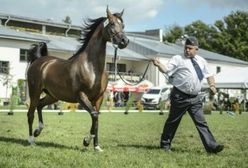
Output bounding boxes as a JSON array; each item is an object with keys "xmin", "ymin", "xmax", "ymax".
[{"xmin": 0, "ymin": 111, "xmax": 247, "ymax": 168}]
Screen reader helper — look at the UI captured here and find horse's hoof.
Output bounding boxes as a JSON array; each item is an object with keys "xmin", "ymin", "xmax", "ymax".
[
  {"xmin": 30, "ymin": 142, "xmax": 36, "ymax": 147},
  {"xmin": 34, "ymin": 129, "xmax": 40, "ymax": 137},
  {"xmin": 83, "ymin": 137, "xmax": 90, "ymax": 147},
  {"xmin": 94, "ymin": 145, "xmax": 103, "ymax": 152},
  {"xmin": 28, "ymin": 137, "xmax": 36, "ymax": 146}
]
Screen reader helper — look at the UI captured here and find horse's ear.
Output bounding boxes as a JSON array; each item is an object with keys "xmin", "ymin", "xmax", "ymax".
[
  {"xmin": 106, "ymin": 6, "xmax": 114, "ymax": 21},
  {"xmin": 120, "ymin": 9, "xmax": 124, "ymax": 17}
]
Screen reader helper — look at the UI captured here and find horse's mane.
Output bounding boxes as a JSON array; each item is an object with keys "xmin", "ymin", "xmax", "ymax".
[
  {"xmin": 69, "ymin": 17, "xmax": 107, "ymax": 60},
  {"xmin": 69, "ymin": 13, "xmax": 123, "ymax": 60}
]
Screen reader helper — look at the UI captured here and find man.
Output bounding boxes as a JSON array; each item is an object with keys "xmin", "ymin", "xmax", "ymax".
[{"xmin": 152, "ymin": 36, "xmax": 224, "ymax": 153}]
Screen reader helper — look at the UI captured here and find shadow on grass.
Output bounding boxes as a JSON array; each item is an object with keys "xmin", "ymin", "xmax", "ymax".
[
  {"xmin": 0, "ymin": 136, "xmax": 86, "ymax": 152},
  {"xmin": 117, "ymin": 144, "xmax": 160, "ymax": 150},
  {"xmin": 117, "ymin": 143, "xmax": 204, "ymax": 154}
]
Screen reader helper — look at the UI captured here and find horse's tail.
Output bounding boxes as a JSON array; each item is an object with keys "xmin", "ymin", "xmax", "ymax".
[{"xmin": 27, "ymin": 42, "xmax": 48, "ymax": 64}]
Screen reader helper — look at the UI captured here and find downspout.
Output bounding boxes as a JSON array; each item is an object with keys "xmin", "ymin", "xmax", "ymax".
[
  {"xmin": 5, "ymin": 16, "xmax": 11, "ymax": 26},
  {"xmin": 65, "ymin": 24, "xmax": 71, "ymax": 37}
]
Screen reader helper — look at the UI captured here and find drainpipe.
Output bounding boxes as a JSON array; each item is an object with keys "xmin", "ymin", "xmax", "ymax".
[
  {"xmin": 65, "ymin": 24, "xmax": 71, "ymax": 37},
  {"xmin": 42, "ymin": 25, "xmax": 46, "ymax": 35},
  {"xmin": 5, "ymin": 16, "xmax": 11, "ymax": 26}
]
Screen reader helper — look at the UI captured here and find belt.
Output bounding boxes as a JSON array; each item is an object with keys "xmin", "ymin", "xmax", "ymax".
[{"xmin": 173, "ymin": 87, "xmax": 198, "ymax": 98}]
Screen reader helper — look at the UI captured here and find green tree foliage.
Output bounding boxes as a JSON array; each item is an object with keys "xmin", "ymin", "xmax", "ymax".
[
  {"xmin": 163, "ymin": 10, "xmax": 248, "ymax": 61},
  {"xmin": 212, "ymin": 11, "xmax": 248, "ymax": 61},
  {"xmin": 184, "ymin": 20, "xmax": 217, "ymax": 51},
  {"xmin": 163, "ymin": 25, "xmax": 183, "ymax": 43}
]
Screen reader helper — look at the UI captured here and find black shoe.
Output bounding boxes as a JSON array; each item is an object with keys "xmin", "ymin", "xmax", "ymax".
[{"xmin": 208, "ymin": 144, "xmax": 224, "ymax": 154}]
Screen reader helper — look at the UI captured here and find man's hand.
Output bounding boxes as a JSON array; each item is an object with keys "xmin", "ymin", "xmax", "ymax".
[
  {"xmin": 152, "ymin": 57, "xmax": 160, "ymax": 67},
  {"xmin": 207, "ymin": 76, "xmax": 216, "ymax": 95},
  {"xmin": 152, "ymin": 57, "xmax": 167, "ymax": 73},
  {"xmin": 209, "ymin": 85, "xmax": 217, "ymax": 95}
]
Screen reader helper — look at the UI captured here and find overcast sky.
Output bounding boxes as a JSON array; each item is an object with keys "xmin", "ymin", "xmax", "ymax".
[{"xmin": 0, "ymin": 0, "xmax": 247, "ymax": 31}]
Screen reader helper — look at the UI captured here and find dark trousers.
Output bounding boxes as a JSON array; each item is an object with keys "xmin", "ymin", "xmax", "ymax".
[{"xmin": 161, "ymin": 87, "xmax": 219, "ymax": 152}]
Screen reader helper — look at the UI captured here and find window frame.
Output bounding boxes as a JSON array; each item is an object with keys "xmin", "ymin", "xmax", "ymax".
[
  {"xmin": 0, "ymin": 61, "xmax": 10, "ymax": 74},
  {"xmin": 20, "ymin": 49, "xmax": 29, "ymax": 62}
]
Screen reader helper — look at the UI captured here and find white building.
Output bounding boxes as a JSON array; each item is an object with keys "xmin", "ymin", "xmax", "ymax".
[{"xmin": 1, "ymin": 13, "xmax": 248, "ymax": 104}]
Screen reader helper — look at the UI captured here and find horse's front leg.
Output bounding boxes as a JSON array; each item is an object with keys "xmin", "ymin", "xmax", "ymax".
[{"xmin": 78, "ymin": 92, "xmax": 103, "ymax": 152}]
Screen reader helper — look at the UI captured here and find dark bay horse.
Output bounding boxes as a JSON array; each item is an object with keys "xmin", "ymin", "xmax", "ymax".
[{"xmin": 26, "ymin": 7, "xmax": 129, "ymax": 152}]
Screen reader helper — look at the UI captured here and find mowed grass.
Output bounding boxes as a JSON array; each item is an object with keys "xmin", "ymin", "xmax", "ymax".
[{"xmin": 0, "ymin": 111, "xmax": 247, "ymax": 168}]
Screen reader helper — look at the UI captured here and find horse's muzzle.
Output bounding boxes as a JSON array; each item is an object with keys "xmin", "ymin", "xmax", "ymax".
[
  {"xmin": 118, "ymin": 36, "xmax": 129, "ymax": 49},
  {"xmin": 113, "ymin": 34, "xmax": 129, "ymax": 49}
]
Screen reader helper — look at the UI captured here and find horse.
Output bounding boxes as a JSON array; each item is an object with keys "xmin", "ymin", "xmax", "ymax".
[{"xmin": 26, "ymin": 7, "xmax": 129, "ymax": 152}]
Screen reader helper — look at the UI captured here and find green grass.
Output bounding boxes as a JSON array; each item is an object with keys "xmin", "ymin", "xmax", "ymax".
[{"xmin": 0, "ymin": 112, "xmax": 248, "ymax": 168}]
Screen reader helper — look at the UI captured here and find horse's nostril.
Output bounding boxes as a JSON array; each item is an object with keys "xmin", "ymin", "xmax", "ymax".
[
  {"xmin": 121, "ymin": 38, "xmax": 129, "ymax": 45},
  {"xmin": 121, "ymin": 38, "xmax": 125, "ymax": 43}
]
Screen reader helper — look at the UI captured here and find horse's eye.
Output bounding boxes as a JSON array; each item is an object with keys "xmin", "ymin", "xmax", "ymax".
[
  {"xmin": 109, "ymin": 22, "xmax": 115, "ymax": 27},
  {"xmin": 117, "ymin": 19, "xmax": 122, "ymax": 24}
]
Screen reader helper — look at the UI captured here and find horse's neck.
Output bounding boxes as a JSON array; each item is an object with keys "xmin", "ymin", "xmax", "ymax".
[{"xmin": 77, "ymin": 25, "xmax": 107, "ymax": 72}]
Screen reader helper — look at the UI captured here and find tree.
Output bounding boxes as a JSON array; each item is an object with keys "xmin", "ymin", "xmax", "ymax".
[
  {"xmin": 63, "ymin": 16, "xmax": 72, "ymax": 24},
  {"xmin": 163, "ymin": 10, "xmax": 248, "ymax": 62},
  {"xmin": 184, "ymin": 20, "xmax": 217, "ymax": 51},
  {"xmin": 163, "ymin": 25, "xmax": 183, "ymax": 43},
  {"xmin": 212, "ymin": 11, "xmax": 248, "ymax": 61}
]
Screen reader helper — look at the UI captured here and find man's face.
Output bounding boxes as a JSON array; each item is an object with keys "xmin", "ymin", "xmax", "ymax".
[{"xmin": 184, "ymin": 45, "xmax": 198, "ymax": 58}]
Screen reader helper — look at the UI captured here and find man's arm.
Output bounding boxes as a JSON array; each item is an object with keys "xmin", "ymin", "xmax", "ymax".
[
  {"xmin": 207, "ymin": 76, "xmax": 217, "ymax": 95},
  {"xmin": 152, "ymin": 57, "xmax": 167, "ymax": 73}
]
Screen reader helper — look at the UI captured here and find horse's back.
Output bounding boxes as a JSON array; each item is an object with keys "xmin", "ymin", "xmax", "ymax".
[{"xmin": 27, "ymin": 56, "xmax": 64, "ymax": 74}]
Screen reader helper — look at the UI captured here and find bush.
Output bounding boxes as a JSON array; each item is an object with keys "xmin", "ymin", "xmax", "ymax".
[{"xmin": 203, "ymin": 101, "xmax": 213, "ymax": 115}]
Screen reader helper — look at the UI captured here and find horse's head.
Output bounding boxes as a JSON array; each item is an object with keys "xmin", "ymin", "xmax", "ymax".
[{"xmin": 104, "ymin": 7, "xmax": 129, "ymax": 49}]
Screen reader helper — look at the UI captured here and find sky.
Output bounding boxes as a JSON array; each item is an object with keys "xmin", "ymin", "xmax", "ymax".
[{"xmin": 0, "ymin": 0, "xmax": 247, "ymax": 32}]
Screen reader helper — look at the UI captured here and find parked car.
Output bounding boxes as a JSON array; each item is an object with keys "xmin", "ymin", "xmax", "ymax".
[{"xmin": 141, "ymin": 86, "xmax": 170, "ymax": 110}]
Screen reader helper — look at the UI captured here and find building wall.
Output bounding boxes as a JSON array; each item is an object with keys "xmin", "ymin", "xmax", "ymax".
[
  {"xmin": 0, "ymin": 46, "xmax": 27, "ymax": 99},
  {"xmin": 105, "ymin": 58, "xmax": 154, "ymax": 82}
]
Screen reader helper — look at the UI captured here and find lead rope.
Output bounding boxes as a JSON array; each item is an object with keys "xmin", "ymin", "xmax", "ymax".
[{"xmin": 113, "ymin": 47, "xmax": 151, "ymax": 85}]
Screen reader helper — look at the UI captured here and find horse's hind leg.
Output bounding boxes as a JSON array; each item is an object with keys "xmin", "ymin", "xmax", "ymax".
[
  {"xmin": 34, "ymin": 95, "xmax": 57, "ymax": 137},
  {"xmin": 27, "ymin": 98, "xmax": 39, "ymax": 145}
]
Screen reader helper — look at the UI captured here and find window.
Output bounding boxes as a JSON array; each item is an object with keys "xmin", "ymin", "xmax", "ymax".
[
  {"xmin": 106, "ymin": 63, "xmax": 126, "ymax": 72},
  {"xmin": 20, "ymin": 49, "xmax": 29, "ymax": 61},
  {"xmin": 216, "ymin": 66, "xmax": 221, "ymax": 74},
  {"xmin": 0, "ymin": 61, "xmax": 9, "ymax": 74}
]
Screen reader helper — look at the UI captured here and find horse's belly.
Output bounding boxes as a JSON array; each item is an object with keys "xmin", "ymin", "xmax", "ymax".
[
  {"xmin": 45, "ymin": 87, "xmax": 78, "ymax": 103},
  {"xmin": 54, "ymin": 94, "xmax": 78, "ymax": 103}
]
